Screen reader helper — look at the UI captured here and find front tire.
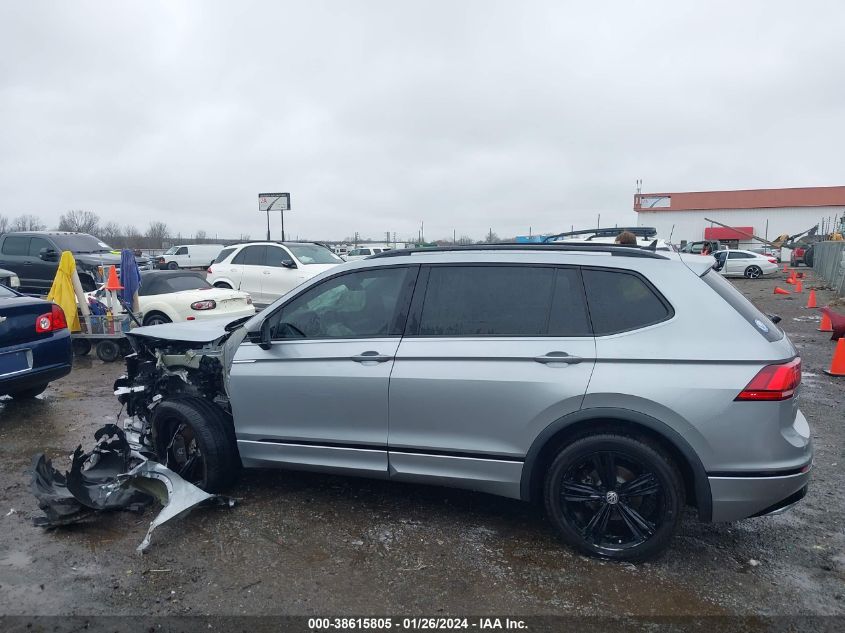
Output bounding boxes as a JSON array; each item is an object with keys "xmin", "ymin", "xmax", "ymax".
[
  {"xmin": 543, "ymin": 434, "xmax": 684, "ymax": 562},
  {"xmin": 167, "ymin": 261, "xmax": 179, "ymax": 270},
  {"xmin": 744, "ymin": 265, "xmax": 763, "ymax": 279},
  {"xmin": 213, "ymin": 282, "xmax": 232, "ymax": 289},
  {"xmin": 151, "ymin": 397, "xmax": 239, "ymax": 492}
]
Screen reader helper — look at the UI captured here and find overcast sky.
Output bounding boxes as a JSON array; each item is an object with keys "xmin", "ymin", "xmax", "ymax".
[{"xmin": 1, "ymin": 1, "xmax": 843, "ymax": 242}]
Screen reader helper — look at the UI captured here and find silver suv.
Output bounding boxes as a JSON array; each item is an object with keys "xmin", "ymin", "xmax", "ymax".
[{"xmin": 118, "ymin": 244, "xmax": 812, "ymax": 561}]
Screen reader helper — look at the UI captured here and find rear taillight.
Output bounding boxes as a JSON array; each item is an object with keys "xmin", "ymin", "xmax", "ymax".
[
  {"xmin": 191, "ymin": 300, "xmax": 217, "ymax": 311},
  {"xmin": 207, "ymin": 267, "xmax": 213, "ymax": 274},
  {"xmin": 736, "ymin": 358, "xmax": 801, "ymax": 401},
  {"xmin": 767, "ymin": 257, "xmax": 777, "ymax": 264},
  {"xmin": 36, "ymin": 304, "xmax": 68, "ymax": 333},
  {"xmin": 246, "ymin": 296, "xmax": 253, "ymax": 305}
]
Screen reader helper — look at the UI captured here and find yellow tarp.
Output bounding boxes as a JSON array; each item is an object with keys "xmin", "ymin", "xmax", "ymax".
[{"xmin": 46, "ymin": 251, "xmax": 81, "ymax": 332}]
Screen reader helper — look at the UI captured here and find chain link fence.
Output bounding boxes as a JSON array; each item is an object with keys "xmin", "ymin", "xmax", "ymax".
[{"xmin": 812, "ymin": 241, "xmax": 845, "ymax": 298}]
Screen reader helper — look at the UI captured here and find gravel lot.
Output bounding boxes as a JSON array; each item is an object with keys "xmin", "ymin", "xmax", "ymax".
[{"xmin": 0, "ymin": 269, "xmax": 843, "ymax": 619}]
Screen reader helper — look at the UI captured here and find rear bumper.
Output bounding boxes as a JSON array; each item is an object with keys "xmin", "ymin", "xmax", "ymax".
[
  {"xmin": 708, "ymin": 467, "xmax": 811, "ymax": 522},
  {"xmin": 0, "ymin": 362, "xmax": 71, "ymax": 396}
]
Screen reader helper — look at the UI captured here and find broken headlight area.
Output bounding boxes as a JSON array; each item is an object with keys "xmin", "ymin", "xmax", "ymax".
[
  {"xmin": 29, "ymin": 424, "xmax": 234, "ymax": 553},
  {"xmin": 114, "ymin": 325, "xmax": 239, "ymax": 459}
]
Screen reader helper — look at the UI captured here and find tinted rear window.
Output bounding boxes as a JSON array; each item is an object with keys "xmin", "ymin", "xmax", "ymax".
[
  {"xmin": 701, "ymin": 270, "xmax": 783, "ymax": 342},
  {"xmin": 582, "ymin": 268, "xmax": 672, "ymax": 335},
  {"xmin": 214, "ymin": 247, "xmax": 235, "ymax": 264},
  {"xmin": 418, "ymin": 266, "xmax": 556, "ymax": 336}
]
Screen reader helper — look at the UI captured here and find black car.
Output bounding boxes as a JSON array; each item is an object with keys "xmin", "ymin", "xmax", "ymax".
[
  {"xmin": 0, "ymin": 284, "xmax": 72, "ymax": 398},
  {"xmin": 0, "ymin": 231, "xmax": 151, "ymax": 294}
]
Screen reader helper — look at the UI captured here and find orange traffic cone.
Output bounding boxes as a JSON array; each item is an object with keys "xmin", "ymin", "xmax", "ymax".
[
  {"xmin": 104, "ymin": 265, "xmax": 123, "ymax": 291},
  {"xmin": 823, "ymin": 338, "xmax": 845, "ymax": 377},
  {"xmin": 774, "ymin": 287, "xmax": 790, "ymax": 295},
  {"xmin": 795, "ymin": 279, "xmax": 803, "ymax": 293},
  {"xmin": 819, "ymin": 310, "xmax": 833, "ymax": 332},
  {"xmin": 785, "ymin": 277, "xmax": 795, "ymax": 285},
  {"xmin": 782, "ymin": 264, "xmax": 789, "ymax": 273},
  {"xmin": 805, "ymin": 290, "xmax": 818, "ymax": 309}
]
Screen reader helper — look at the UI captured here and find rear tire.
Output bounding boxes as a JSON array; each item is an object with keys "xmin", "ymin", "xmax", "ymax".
[
  {"xmin": 9, "ymin": 383, "xmax": 48, "ymax": 398},
  {"xmin": 543, "ymin": 433, "xmax": 684, "ymax": 562},
  {"xmin": 95, "ymin": 340, "xmax": 121, "ymax": 363},
  {"xmin": 143, "ymin": 312, "xmax": 172, "ymax": 326},
  {"xmin": 744, "ymin": 265, "xmax": 762, "ymax": 279},
  {"xmin": 72, "ymin": 339, "xmax": 92, "ymax": 356},
  {"xmin": 151, "ymin": 397, "xmax": 240, "ymax": 492}
]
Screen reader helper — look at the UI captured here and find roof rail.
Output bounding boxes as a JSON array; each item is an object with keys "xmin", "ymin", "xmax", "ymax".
[
  {"xmin": 367, "ymin": 243, "xmax": 668, "ymax": 260},
  {"xmin": 542, "ymin": 226, "xmax": 658, "ymax": 242}
]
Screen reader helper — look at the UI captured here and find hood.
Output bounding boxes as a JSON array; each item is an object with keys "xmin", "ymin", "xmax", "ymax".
[
  {"xmin": 300, "ymin": 263, "xmax": 341, "ymax": 277},
  {"xmin": 75, "ymin": 252, "xmax": 123, "ymax": 266},
  {"xmin": 126, "ymin": 316, "xmax": 244, "ymax": 344}
]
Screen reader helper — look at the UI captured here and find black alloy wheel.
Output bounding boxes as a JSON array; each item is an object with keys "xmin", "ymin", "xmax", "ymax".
[
  {"xmin": 544, "ymin": 434, "xmax": 684, "ymax": 561},
  {"xmin": 744, "ymin": 265, "xmax": 763, "ymax": 279}
]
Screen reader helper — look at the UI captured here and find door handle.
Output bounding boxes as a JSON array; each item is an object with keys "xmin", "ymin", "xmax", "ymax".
[
  {"xmin": 534, "ymin": 351, "xmax": 583, "ymax": 365},
  {"xmin": 351, "ymin": 351, "xmax": 392, "ymax": 363},
  {"xmin": 263, "ymin": 270, "xmax": 271, "ymax": 275}
]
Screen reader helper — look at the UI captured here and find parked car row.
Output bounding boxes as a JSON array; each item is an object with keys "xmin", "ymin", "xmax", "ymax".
[{"xmin": 0, "ymin": 231, "xmax": 152, "ymax": 293}]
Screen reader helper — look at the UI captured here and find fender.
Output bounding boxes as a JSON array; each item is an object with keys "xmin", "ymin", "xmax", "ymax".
[{"xmin": 520, "ymin": 407, "xmax": 713, "ymax": 521}]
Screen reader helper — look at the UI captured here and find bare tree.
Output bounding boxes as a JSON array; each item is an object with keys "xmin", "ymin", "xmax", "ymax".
[
  {"xmin": 0, "ymin": 215, "xmax": 9, "ymax": 235},
  {"xmin": 194, "ymin": 229, "xmax": 208, "ymax": 243},
  {"xmin": 145, "ymin": 221, "xmax": 169, "ymax": 249},
  {"xmin": 58, "ymin": 209, "xmax": 100, "ymax": 234},
  {"xmin": 100, "ymin": 221, "xmax": 121, "ymax": 245},
  {"xmin": 123, "ymin": 225, "xmax": 143, "ymax": 250},
  {"xmin": 11, "ymin": 214, "xmax": 46, "ymax": 231}
]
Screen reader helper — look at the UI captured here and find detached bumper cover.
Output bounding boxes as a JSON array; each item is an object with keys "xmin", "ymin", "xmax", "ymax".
[{"xmin": 708, "ymin": 467, "xmax": 811, "ymax": 522}]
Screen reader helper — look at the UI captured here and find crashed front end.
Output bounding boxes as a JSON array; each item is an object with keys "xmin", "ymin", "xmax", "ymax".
[
  {"xmin": 29, "ymin": 319, "xmax": 247, "ymax": 552},
  {"xmin": 114, "ymin": 319, "xmax": 245, "ymax": 459}
]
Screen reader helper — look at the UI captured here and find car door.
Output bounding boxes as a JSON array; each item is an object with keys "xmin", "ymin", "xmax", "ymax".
[
  {"xmin": 726, "ymin": 251, "xmax": 749, "ymax": 275},
  {"xmin": 387, "ymin": 264, "xmax": 596, "ymax": 498},
  {"xmin": 232, "ymin": 245, "xmax": 267, "ymax": 301},
  {"xmin": 0, "ymin": 236, "xmax": 35, "ymax": 291},
  {"xmin": 229, "ymin": 265, "xmax": 419, "ymax": 476},
  {"xmin": 262, "ymin": 244, "xmax": 310, "ymax": 301},
  {"xmin": 27, "ymin": 236, "xmax": 58, "ymax": 290}
]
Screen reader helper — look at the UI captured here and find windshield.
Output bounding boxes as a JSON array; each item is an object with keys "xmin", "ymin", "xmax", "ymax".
[
  {"xmin": 164, "ymin": 246, "xmax": 179, "ymax": 255},
  {"xmin": 52, "ymin": 234, "xmax": 113, "ymax": 253},
  {"xmin": 287, "ymin": 244, "xmax": 342, "ymax": 265}
]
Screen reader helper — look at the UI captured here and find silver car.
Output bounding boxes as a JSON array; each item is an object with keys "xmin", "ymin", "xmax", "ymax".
[{"xmin": 117, "ymin": 244, "xmax": 812, "ymax": 561}]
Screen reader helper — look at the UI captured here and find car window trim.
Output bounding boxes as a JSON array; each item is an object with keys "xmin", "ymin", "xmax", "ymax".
[
  {"xmin": 262, "ymin": 264, "xmax": 421, "ymax": 342},
  {"xmin": 404, "ymin": 262, "xmax": 592, "ymax": 339}
]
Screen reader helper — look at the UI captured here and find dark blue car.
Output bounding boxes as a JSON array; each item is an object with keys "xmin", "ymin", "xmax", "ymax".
[{"xmin": 0, "ymin": 284, "xmax": 72, "ymax": 398}]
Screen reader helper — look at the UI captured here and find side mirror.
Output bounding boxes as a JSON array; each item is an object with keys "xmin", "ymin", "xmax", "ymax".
[
  {"xmin": 281, "ymin": 260, "xmax": 297, "ymax": 269},
  {"xmin": 40, "ymin": 247, "xmax": 58, "ymax": 262},
  {"xmin": 246, "ymin": 319, "xmax": 272, "ymax": 349}
]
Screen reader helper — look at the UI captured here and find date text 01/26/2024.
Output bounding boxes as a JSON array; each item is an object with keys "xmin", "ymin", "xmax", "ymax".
[{"xmin": 307, "ymin": 618, "xmax": 528, "ymax": 630}]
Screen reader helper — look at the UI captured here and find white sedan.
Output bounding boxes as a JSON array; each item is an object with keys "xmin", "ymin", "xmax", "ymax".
[
  {"xmin": 90, "ymin": 270, "xmax": 255, "ymax": 326},
  {"xmin": 713, "ymin": 250, "xmax": 780, "ymax": 279}
]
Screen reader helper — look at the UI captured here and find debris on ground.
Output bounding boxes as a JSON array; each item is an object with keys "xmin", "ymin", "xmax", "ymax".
[{"xmin": 28, "ymin": 424, "xmax": 234, "ymax": 552}]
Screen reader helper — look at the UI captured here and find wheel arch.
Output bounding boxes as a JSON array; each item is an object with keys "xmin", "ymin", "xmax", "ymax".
[
  {"xmin": 143, "ymin": 307, "xmax": 174, "ymax": 325},
  {"xmin": 521, "ymin": 408, "xmax": 712, "ymax": 521}
]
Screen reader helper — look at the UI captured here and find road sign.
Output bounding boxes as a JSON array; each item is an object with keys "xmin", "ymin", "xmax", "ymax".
[{"xmin": 259, "ymin": 192, "xmax": 291, "ymax": 212}]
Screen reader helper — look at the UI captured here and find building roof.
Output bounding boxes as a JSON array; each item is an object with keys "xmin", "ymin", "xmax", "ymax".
[{"xmin": 634, "ymin": 186, "xmax": 845, "ymax": 212}]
